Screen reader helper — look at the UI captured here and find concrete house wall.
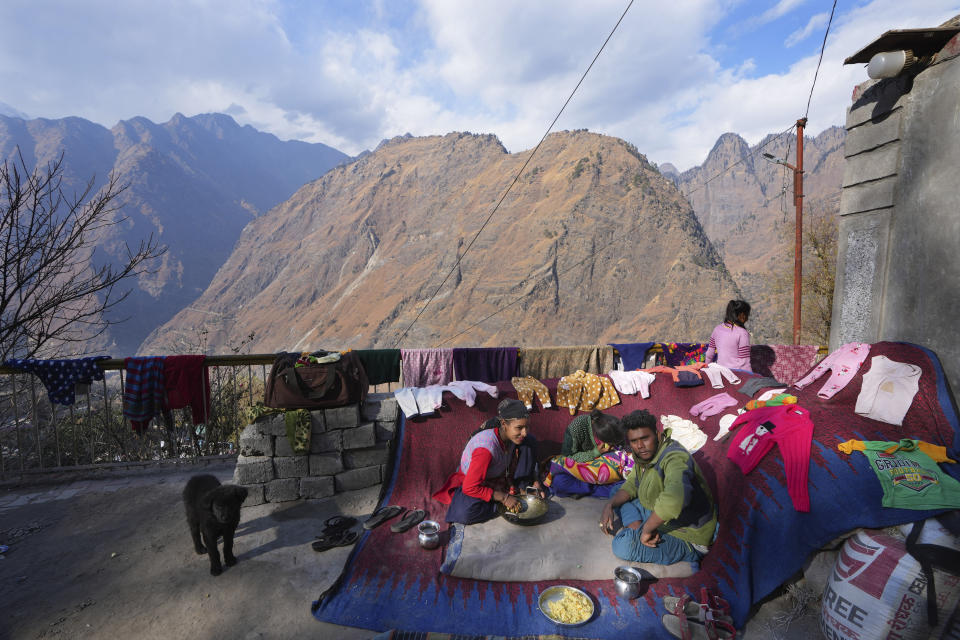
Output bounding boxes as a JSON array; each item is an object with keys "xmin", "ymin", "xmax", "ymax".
[{"xmin": 831, "ymin": 34, "xmax": 960, "ymax": 397}]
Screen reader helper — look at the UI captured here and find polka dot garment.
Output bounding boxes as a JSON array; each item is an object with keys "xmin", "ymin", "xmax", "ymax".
[{"xmin": 3, "ymin": 356, "xmax": 110, "ymax": 405}]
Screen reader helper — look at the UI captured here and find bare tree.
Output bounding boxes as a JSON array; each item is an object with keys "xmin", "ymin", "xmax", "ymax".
[{"xmin": 1, "ymin": 150, "xmax": 166, "ymax": 360}]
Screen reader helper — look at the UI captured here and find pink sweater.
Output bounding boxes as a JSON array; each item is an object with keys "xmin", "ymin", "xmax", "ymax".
[
  {"xmin": 727, "ymin": 404, "xmax": 813, "ymax": 512},
  {"xmin": 704, "ymin": 323, "xmax": 752, "ymax": 371}
]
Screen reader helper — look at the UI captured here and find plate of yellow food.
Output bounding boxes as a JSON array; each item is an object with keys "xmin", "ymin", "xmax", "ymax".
[{"xmin": 538, "ymin": 585, "xmax": 595, "ymax": 626}]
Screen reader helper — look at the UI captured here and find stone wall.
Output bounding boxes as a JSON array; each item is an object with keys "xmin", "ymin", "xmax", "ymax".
[{"xmin": 233, "ymin": 393, "xmax": 399, "ymax": 505}]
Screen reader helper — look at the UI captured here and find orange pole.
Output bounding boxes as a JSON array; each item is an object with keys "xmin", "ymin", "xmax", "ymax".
[{"xmin": 793, "ymin": 118, "xmax": 806, "ymax": 345}]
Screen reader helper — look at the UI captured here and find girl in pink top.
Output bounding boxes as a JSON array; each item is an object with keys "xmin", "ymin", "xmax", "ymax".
[{"xmin": 704, "ymin": 300, "xmax": 752, "ymax": 372}]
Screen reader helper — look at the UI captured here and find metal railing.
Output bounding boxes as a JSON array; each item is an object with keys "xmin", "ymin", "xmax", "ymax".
[{"xmin": 0, "ymin": 345, "xmax": 818, "ymax": 478}]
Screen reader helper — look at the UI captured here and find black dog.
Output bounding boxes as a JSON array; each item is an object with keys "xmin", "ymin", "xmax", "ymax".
[{"xmin": 183, "ymin": 474, "xmax": 248, "ymax": 576}]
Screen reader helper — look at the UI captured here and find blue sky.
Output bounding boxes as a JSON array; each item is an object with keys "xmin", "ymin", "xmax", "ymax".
[{"xmin": 0, "ymin": 0, "xmax": 956, "ymax": 169}]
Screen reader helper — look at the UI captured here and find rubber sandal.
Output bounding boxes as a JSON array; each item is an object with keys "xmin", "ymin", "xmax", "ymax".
[
  {"xmin": 311, "ymin": 528, "xmax": 359, "ymax": 552},
  {"xmin": 321, "ymin": 515, "xmax": 358, "ymax": 536},
  {"xmin": 390, "ymin": 509, "xmax": 426, "ymax": 533},
  {"xmin": 663, "ymin": 592, "xmax": 733, "ymax": 626},
  {"xmin": 363, "ymin": 505, "xmax": 405, "ymax": 530}
]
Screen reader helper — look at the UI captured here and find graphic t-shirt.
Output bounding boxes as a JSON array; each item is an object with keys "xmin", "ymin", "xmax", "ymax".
[{"xmin": 837, "ymin": 438, "xmax": 960, "ymax": 510}]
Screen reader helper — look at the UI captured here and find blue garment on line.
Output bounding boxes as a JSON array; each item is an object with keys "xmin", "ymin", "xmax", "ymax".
[
  {"xmin": 3, "ymin": 356, "xmax": 110, "ymax": 405},
  {"xmin": 609, "ymin": 342, "xmax": 656, "ymax": 370}
]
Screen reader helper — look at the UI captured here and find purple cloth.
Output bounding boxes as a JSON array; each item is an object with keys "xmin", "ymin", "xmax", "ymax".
[
  {"xmin": 659, "ymin": 342, "xmax": 708, "ymax": 367},
  {"xmin": 609, "ymin": 342, "xmax": 655, "ymax": 370},
  {"xmin": 400, "ymin": 349, "xmax": 454, "ymax": 387},
  {"xmin": 451, "ymin": 348, "xmax": 518, "ymax": 384}
]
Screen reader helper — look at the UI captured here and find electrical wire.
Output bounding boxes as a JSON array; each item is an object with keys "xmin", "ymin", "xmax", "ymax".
[
  {"xmin": 390, "ymin": 0, "xmax": 636, "ymax": 348},
  {"xmin": 804, "ymin": 0, "xmax": 838, "ymax": 119},
  {"xmin": 434, "ymin": 122, "xmax": 800, "ymax": 346}
]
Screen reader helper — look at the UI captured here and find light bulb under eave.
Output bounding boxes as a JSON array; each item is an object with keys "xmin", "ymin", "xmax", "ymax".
[{"xmin": 867, "ymin": 50, "xmax": 916, "ymax": 79}]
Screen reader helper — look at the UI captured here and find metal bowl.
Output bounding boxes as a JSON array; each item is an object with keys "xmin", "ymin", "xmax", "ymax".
[
  {"xmin": 500, "ymin": 487, "xmax": 549, "ymax": 525},
  {"xmin": 538, "ymin": 585, "xmax": 595, "ymax": 626},
  {"xmin": 614, "ymin": 566, "xmax": 643, "ymax": 599}
]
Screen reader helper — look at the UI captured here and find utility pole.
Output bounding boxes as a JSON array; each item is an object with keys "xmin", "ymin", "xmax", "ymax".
[
  {"xmin": 764, "ymin": 119, "xmax": 807, "ymax": 344},
  {"xmin": 793, "ymin": 118, "xmax": 806, "ymax": 345}
]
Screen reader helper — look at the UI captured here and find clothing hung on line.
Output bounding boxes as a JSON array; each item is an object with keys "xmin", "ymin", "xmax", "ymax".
[
  {"xmin": 726, "ymin": 404, "xmax": 814, "ymax": 512},
  {"xmin": 704, "ymin": 323, "xmax": 751, "ymax": 371},
  {"xmin": 702, "ymin": 362, "xmax": 741, "ymax": 389},
  {"xmin": 608, "ymin": 342, "xmax": 656, "ymax": 371},
  {"xmin": 661, "ymin": 415, "xmax": 708, "ymax": 453},
  {"xmin": 3, "ymin": 356, "xmax": 110, "ymax": 406},
  {"xmin": 738, "ymin": 376, "xmax": 786, "ymax": 397},
  {"xmin": 354, "ymin": 349, "xmax": 401, "ymax": 385},
  {"xmin": 162, "ymin": 355, "xmax": 210, "ymax": 426},
  {"xmin": 123, "ymin": 356, "xmax": 166, "ymax": 433},
  {"xmin": 452, "ymin": 347, "xmax": 518, "ymax": 384},
  {"xmin": 657, "ymin": 342, "xmax": 708, "ymax": 367},
  {"xmin": 517, "ymin": 345, "xmax": 615, "ymax": 380},
  {"xmin": 400, "ymin": 348, "xmax": 454, "ymax": 387},
  {"xmin": 555, "ymin": 370, "xmax": 620, "ymax": 415},
  {"xmin": 510, "ymin": 376, "xmax": 552, "ymax": 410},
  {"xmin": 792, "ymin": 342, "xmax": 870, "ymax": 399},
  {"xmin": 854, "ymin": 355, "xmax": 922, "ymax": 426},
  {"xmin": 607, "ymin": 370, "xmax": 656, "ymax": 398},
  {"xmin": 689, "ymin": 393, "xmax": 739, "ymax": 420},
  {"xmin": 837, "ymin": 439, "xmax": 960, "ymax": 510}
]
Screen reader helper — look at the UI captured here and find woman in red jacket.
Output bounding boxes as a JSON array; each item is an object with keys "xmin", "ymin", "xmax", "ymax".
[{"xmin": 432, "ymin": 398, "xmax": 546, "ymax": 524}]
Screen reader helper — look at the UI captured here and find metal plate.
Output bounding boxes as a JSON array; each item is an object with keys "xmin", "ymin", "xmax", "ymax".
[{"xmin": 537, "ymin": 585, "xmax": 595, "ymax": 626}]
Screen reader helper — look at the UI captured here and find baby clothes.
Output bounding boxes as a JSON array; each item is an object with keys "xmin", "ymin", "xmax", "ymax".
[
  {"xmin": 689, "ymin": 393, "xmax": 739, "ymax": 419},
  {"xmin": 756, "ymin": 388, "xmax": 787, "ymax": 402},
  {"xmin": 745, "ymin": 393, "xmax": 798, "ymax": 411},
  {"xmin": 661, "ymin": 415, "xmax": 708, "ymax": 453},
  {"xmin": 4, "ymin": 356, "xmax": 110, "ymax": 405},
  {"xmin": 556, "ymin": 370, "xmax": 620, "ymax": 415},
  {"xmin": 704, "ymin": 323, "xmax": 752, "ymax": 371},
  {"xmin": 607, "ymin": 370, "xmax": 656, "ymax": 398},
  {"xmin": 854, "ymin": 356, "xmax": 922, "ymax": 426},
  {"xmin": 702, "ymin": 363, "xmax": 741, "ymax": 389},
  {"xmin": 792, "ymin": 342, "xmax": 870, "ymax": 399},
  {"xmin": 394, "ymin": 386, "xmax": 443, "ymax": 418},
  {"xmin": 727, "ymin": 404, "xmax": 814, "ymax": 512},
  {"xmin": 445, "ymin": 380, "xmax": 499, "ymax": 408},
  {"xmin": 400, "ymin": 348, "xmax": 454, "ymax": 387},
  {"xmin": 511, "ymin": 376, "xmax": 551, "ymax": 410},
  {"xmin": 714, "ymin": 414, "xmax": 737, "ymax": 441},
  {"xmin": 837, "ymin": 439, "xmax": 960, "ymax": 510},
  {"xmin": 738, "ymin": 376, "xmax": 786, "ymax": 397},
  {"xmin": 645, "ymin": 363, "xmax": 707, "ymax": 382}
]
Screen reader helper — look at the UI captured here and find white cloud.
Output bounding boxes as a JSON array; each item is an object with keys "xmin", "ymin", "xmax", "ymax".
[
  {"xmin": 786, "ymin": 12, "xmax": 829, "ymax": 47},
  {"xmin": 0, "ymin": 0, "xmax": 957, "ymax": 170}
]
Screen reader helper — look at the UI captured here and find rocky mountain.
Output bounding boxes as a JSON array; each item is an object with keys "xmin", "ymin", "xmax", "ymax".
[
  {"xmin": 667, "ymin": 127, "xmax": 845, "ymax": 341},
  {"xmin": 144, "ymin": 131, "xmax": 745, "ymax": 353},
  {"xmin": 0, "ymin": 113, "xmax": 349, "ymax": 354}
]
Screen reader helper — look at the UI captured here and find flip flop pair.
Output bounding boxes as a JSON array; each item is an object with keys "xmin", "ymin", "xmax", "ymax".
[
  {"xmin": 661, "ymin": 589, "xmax": 736, "ymax": 640},
  {"xmin": 312, "ymin": 515, "xmax": 361, "ymax": 552},
  {"xmin": 363, "ymin": 505, "xmax": 427, "ymax": 533}
]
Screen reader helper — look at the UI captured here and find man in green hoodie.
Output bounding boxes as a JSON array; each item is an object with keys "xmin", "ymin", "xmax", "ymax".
[{"xmin": 599, "ymin": 409, "xmax": 717, "ymax": 565}]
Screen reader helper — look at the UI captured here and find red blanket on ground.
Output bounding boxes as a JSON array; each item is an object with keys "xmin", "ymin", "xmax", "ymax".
[{"xmin": 314, "ymin": 342, "xmax": 960, "ymax": 638}]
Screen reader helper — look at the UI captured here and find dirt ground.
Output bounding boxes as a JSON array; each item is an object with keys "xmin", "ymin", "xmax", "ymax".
[{"xmin": 0, "ymin": 462, "xmax": 825, "ymax": 640}]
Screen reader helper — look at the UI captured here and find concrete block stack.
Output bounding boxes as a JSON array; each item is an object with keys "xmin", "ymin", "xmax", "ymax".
[{"xmin": 233, "ymin": 393, "xmax": 399, "ymax": 505}]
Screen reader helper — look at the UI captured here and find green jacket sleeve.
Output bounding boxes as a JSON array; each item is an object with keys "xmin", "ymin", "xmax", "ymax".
[{"xmin": 651, "ymin": 450, "xmax": 689, "ymax": 523}]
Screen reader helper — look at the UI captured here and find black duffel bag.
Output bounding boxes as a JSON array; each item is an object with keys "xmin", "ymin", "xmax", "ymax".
[{"xmin": 264, "ymin": 351, "xmax": 368, "ymax": 410}]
